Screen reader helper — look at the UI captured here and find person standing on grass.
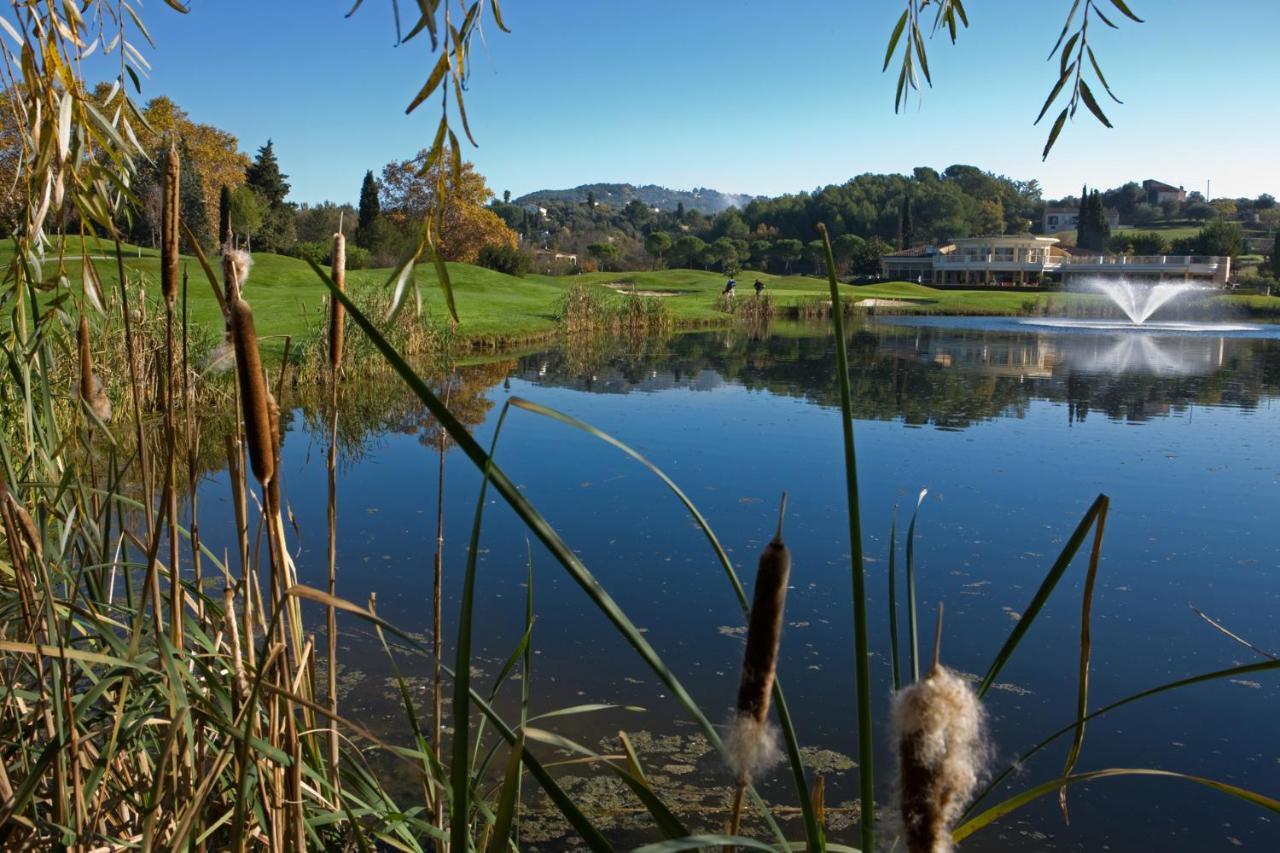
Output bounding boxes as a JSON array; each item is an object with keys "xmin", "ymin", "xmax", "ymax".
[
  {"xmin": 723, "ymin": 277, "xmax": 737, "ymax": 298},
  {"xmin": 754, "ymin": 279, "xmax": 764, "ymax": 297}
]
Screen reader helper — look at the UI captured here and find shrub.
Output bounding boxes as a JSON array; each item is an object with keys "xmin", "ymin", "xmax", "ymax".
[
  {"xmin": 293, "ymin": 240, "xmax": 332, "ymax": 267},
  {"xmin": 476, "ymin": 243, "xmax": 531, "ymax": 277}
]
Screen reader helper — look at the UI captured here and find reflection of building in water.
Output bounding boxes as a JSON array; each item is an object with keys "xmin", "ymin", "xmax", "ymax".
[
  {"xmin": 879, "ymin": 333, "xmax": 1060, "ymax": 379},
  {"xmin": 882, "ymin": 235, "xmax": 1231, "ymax": 287}
]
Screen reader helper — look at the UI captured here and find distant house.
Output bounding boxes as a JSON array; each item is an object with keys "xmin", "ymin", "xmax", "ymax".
[
  {"xmin": 1142, "ymin": 179, "xmax": 1186, "ymax": 206},
  {"xmin": 882, "ymin": 235, "xmax": 1230, "ymax": 287},
  {"xmin": 1042, "ymin": 207, "xmax": 1121, "ymax": 233}
]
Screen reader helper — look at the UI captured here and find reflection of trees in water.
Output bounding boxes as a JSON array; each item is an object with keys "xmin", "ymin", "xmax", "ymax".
[
  {"xmin": 293, "ymin": 359, "xmax": 515, "ymax": 462},
  {"xmin": 516, "ymin": 323, "xmax": 1280, "ymax": 429}
]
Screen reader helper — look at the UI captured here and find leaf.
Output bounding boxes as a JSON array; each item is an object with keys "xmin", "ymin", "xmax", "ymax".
[
  {"xmin": 487, "ymin": 734, "xmax": 523, "ymax": 853},
  {"xmin": 57, "ymin": 90, "xmax": 72, "ymax": 163},
  {"xmin": 405, "ymin": 50, "xmax": 450, "ymax": 115},
  {"xmin": 490, "ymin": 0, "xmax": 510, "ymax": 33},
  {"xmin": 905, "ymin": 487, "xmax": 927, "ymax": 682},
  {"xmin": 1107, "ymin": 0, "xmax": 1144, "ymax": 23},
  {"xmin": 883, "ymin": 9, "xmax": 908, "ymax": 72},
  {"xmin": 979, "ymin": 495, "xmax": 1108, "ymax": 696},
  {"xmin": 82, "ymin": 254, "xmax": 104, "ymax": 314},
  {"xmin": 1087, "ymin": 46, "xmax": 1123, "ymax": 103},
  {"xmin": 1079, "ymin": 80, "xmax": 1113, "ymax": 128},
  {"xmin": 955, "ymin": 768, "xmax": 1280, "ymax": 844},
  {"xmin": 0, "ymin": 16, "xmax": 21, "ymax": 47},
  {"xmin": 1041, "ymin": 107, "xmax": 1069, "ymax": 160},
  {"xmin": 1059, "ymin": 31, "xmax": 1080, "ymax": 76},
  {"xmin": 383, "ymin": 247, "xmax": 420, "ymax": 320},
  {"xmin": 1047, "ymin": 0, "xmax": 1082, "ymax": 59},
  {"xmin": 1036, "ymin": 62, "xmax": 1074, "ymax": 125},
  {"xmin": 181, "ymin": 222, "xmax": 228, "ymax": 318}
]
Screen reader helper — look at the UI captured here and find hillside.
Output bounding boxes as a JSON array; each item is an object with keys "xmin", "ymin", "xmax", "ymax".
[{"xmin": 514, "ymin": 183, "xmax": 758, "ymax": 215}]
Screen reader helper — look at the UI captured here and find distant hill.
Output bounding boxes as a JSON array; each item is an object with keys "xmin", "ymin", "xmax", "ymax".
[{"xmin": 514, "ymin": 183, "xmax": 758, "ymax": 215}]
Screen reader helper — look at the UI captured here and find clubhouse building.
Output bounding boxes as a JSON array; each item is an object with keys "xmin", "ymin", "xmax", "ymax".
[{"xmin": 881, "ymin": 236, "xmax": 1231, "ymax": 288}]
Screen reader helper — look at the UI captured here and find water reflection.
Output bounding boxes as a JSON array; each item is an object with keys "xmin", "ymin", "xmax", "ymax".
[{"xmin": 513, "ymin": 320, "xmax": 1280, "ymax": 429}]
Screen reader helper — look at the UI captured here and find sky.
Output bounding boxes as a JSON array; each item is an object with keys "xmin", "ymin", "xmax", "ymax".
[{"xmin": 124, "ymin": 1, "xmax": 1280, "ymax": 206}]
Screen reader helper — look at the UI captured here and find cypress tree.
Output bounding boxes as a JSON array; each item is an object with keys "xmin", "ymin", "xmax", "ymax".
[
  {"xmin": 218, "ymin": 185, "xmax": 232, "ymax": 250},
  {"xmin": 1076, "ymin": 184, "xmax": 1090, "ymax": 248},
  {"xmin": 675, "ymin": 201, "xmax": 685, "ymax": 222},
  {"xmin": 1270, "ymin": 232, "xmax": 1280, "ymax": 278},
  {"xmin": 901, "ymin": 191, "xmax": 913, "ymax": 247},
  {"xmin": 356, "ymin": 170, "xmax": 380, "ymax": 249}
]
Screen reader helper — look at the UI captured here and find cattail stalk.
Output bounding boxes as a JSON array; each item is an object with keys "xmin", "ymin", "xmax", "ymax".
[
  {"xmin": 727, "ymin": 495, "xmax": 791, "ymax": 841},
  {"xmin": 229, "ymin": 299, "xmax": 273, "ymax": 489},
  {"xmin": 892, "ymin": 607, "xmax": 988, "ymax": 853},
  {"xmin": 161, "ymin": 140, "xmax": 180, "ymax": 306},
  {"xmin": 328, "ymin": 228, "xmax": 346, "ymax": 375},
  {"xmin": 325, "ymin": 230, "xmax": 345, "ymax": 791}
]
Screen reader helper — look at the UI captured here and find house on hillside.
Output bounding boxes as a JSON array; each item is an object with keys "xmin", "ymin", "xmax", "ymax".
[
  {"xmin": 882, "ymin": 235, "xmax": 1230, "ymax": 287},
  {"xmin": 1143, "ymin": 179, "xmax": 1187, "ymax": 206},
  {"xmin": 1042, "ymin": 206, "xmax": 1121, "ymax": 233}
]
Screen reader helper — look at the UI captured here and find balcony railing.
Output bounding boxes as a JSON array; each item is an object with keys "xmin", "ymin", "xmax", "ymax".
[{"xmin": 930, "ymin": 254, "xmax": 1224, "ymax": 269}]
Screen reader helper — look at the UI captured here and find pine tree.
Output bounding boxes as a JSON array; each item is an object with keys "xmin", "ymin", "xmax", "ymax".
[
  {"xmin": 245, "ymin": 139, "xmax": 290, "ymax": 206},
  {"xmin": 901, "ymin": 191, "xmax": 913, "ymax": 247},
  {"xmin": 178, "ymin": 139, "xmax": 211, "ymax": 252},
  {"xmin": 218, "ymin": 185, "xmax": 232, "ymax": 250},
  {"xmin": 356, "ymin": 170, "xmax": 380, "ymax": 249}
]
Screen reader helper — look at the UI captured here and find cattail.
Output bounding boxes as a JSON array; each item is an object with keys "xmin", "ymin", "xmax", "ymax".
[
  {"xmin": 77, "ymin": 315, "xmax": 112, "ymax": 422},
  {"xmin": 161, "ymin": 140, "xmax": 180, "ymax": 306},
  {"xmin": 728, "ymin": 495, "xmax": 791, "ymax": 786},
  {"xmin": 328, "ymin": 229, "xmax": 345, "ymax": 372},
  {"xmin": 230, "ymin": 298, "xmax": 274, "ymax": 487},
  {"xmin": 223, "ymin": 249, "xmax": 252, "ymax": 305},
  {"xmin": 892, "ymin": 666, "xmax": 989, "ymax": 853}
]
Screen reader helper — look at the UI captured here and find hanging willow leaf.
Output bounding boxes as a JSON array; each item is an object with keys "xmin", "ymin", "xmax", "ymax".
[
  {"xmin": 1079, "ymin": 80, "xmax": 1113, "ymax": 128},
  {"xmin": 1036, "ymin": 61, "xmax": 1075, "ymax": 123},
  {"xmin": 883, "ymin": 9, "xmax": 909, "ymax": 72},
  {"xmin": 1087, "ymin": 46, "xmax": 1123, "ymax": 102},
  {"xmin": 1108, "ymin": 0, "xmax": 1144, "ymax": 23}
]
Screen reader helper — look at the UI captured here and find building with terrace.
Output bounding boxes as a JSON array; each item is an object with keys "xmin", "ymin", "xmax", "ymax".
[{"xmin": 881, "ymin": 235, "xmax": 1231, "ymax": 288}]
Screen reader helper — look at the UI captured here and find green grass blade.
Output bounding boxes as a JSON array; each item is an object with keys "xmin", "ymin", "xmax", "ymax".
[
  {"xmin": 905, "ymin": 488, "xmax": 927, "ymax": 683},
  {"xmin": 967, "ymin": 657, "xmax": 1280, "ymax": 817},
  {"xmin": 451, "ymin": 400, "xmax": 511, "ymax": 853},
  {"xmin": 819, "ymin": 223, "xmax": 874, "ymax": 853},
  {"xmin": 887, "ymin": 515, "xmax": 901, "ymax": 692},
  {"xmin": 488, "ymin": 733, "xmax": 524, "ymax": 853},
  {"xmin": 631, "ymin": 836, "xmax": 780, "ymax": 853},
  {"xmin": 978, "ymin": 493, "xmax": 1108, "ymax": 697},
  {"xmin": 955, "ymin": 768, "xmax": 1280, "ymax": 844},
  {"xmin": 310, "ymin": 261, "xmax": 786, "ymax": 845}
]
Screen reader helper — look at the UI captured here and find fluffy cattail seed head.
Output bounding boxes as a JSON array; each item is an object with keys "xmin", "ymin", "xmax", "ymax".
[
  {"xmin": 222, "ymin": 249, "xmax": 252, "ymax": 305},
  {"xmin": 230, "ymin": 298, "xmax": 274, "ymax": 486},
  {"xmin": 77, "ymin": 315, "xmax": 112, "ymax": 422},
  {"xmin": 728, "ymin": 497, "xmax": 790, "ymax": 784},
  {"xmin": 892, "ymin": 666, "xmax": 989, "ymax": 853},
  {"xmin": 328, "ymin": 231, "xmax": 346, "ymax": 372},
  {"xmin": 161, "ymin": 140, "xmax": 180, "ymax": 306}
]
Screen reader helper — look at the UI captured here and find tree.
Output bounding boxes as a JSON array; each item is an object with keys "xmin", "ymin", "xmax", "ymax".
[
  {"xmin": 976, "ymin": 198, "xmax": 1005, "ymax": 235},
  {"xmin": 900, "ymin": 192, "xmax": 913, "ymax": 248},
  {"xmin": 503, "ymin": 189, "xmax": 511, "ymax": 204},
  {"xmin": 177, "ymin": 139, "xmax": 212, "ymax": 251},
  {"xmin": 377, "ymin": 151, "xmax": 517, "ymax": 262},
  {"xmin": 1076, "ymin": 189, "xmax": 1110, "ymax": 252},
  {"xmin": 1189, "ymin": 220, "xmax": 1244, "ymax": 257},
  {"xmin": 1184, "ymin": 201, "xmax": 1216, "ymax": 222},
  {"xmin": 1257, "ymin": 193, "xmax": 1277, "ymax": 210},
  {"xmin": 295, "ymin": 202, "xmax": 357, "ymax": 243},
  {"xmin": 356, "ymin": 170, "xmax": 380, "ymax": 249},
  {"xmin": 771, "ymin": 239, "xmax": 803, "ymax": 274},
  {"xmin": 710, "ymin": 237, "xmax": 739, "ymax": 273},
  {"xmin": 749, "ymin": 240, "xmax": 773, "ymax": 271},
  {"xmin": 850, "ymin": 236, "xmax": 892, "ymax": 276},
  {"xmin": 1271, "ymin": 232, "xmax": 1280, "ymax": 278},
  {"xmin": 833, "ymin": 233, "xmax": 865, "ymax": 273},
  {"xmin": 669, "ymin": 235, "xmax": 706, "ymax": 268},
  {"xmin": 244, "ymin": 140, "xmax": 294, "ymax": 253},
  {"xmin": 1118, "ymin": 232, "xmax": 1169, "ymax": 255},
  {"xmin": 674, "ymin": 201, "xmax": 685, "ymax": 222},
  {"xmin": 218, "ymin": 185, "xmax": 232, "ymax": 249},
  {"xmin": 587, "ymin": 241, "xmax": 619, "ymax": 271},
  {"xmin": 804, "ymin": 240, "xmax": 827, "ymax": 275},
  {"xmin": 228, "ymin": 186, "xmax": 265, "ymax": 250},
  {"xmin": 644, "ymin": 231, "xmax": 672, "ymax": 269}
]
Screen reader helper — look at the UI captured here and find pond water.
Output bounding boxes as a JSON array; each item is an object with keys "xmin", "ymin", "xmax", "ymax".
[{"xmin": 198, "ymin": 317, "xmax": 1280, "ymax": 851}]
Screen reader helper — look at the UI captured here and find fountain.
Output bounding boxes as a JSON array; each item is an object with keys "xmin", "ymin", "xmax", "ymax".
[
  {"xmin": 1088, "ymin": 279, "xmax": 1202, "ymax": 325},
  {"xmin": 1018, "ymin": 276, "xmax": 1261, "ymax": 334}
]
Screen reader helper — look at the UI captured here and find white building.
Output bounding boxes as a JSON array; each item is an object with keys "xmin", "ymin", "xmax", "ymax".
[
  {"xmin": 1042, "ymin": 206, "xmax": 1121, "ymax": 234},
  {"xmin": 882, "ymin": 236, "xmax": 1230, "ymax": 287}
]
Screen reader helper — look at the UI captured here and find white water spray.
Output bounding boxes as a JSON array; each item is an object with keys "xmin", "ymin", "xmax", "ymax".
[{"xmin": 1087, "ymin": 278, "xmax": 1202, "ymax": 325}]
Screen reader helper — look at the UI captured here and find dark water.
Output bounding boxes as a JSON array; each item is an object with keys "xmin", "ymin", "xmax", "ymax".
[{"xmin": 199, "ymin": 317, "xmax": 1280, "ymax": 851}]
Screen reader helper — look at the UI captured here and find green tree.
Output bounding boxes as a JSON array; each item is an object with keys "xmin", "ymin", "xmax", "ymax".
[
  {"xmin": 587, "ymin": 241, "xmax": 619, "ymax": 271},
  {"xmin": 1189, "ymin": 220, "xmax": 1244, "ymax": 257},
  {"xmin": 669, "ymin": 235, "xmax": 705, "ymax": 268},
  {"xmin": 1271, "ymin": 232, "xmax": 1280, "ymax": 278},
  {"xmin": 804, "ymin": 239, "xmax": 827, "ymax": 275},
  {"xmin": 644, "ymin": 231, "xmax": 672, "ymax": 269},
  {"xmin": 178, "ymin": 140, "xmax": 212, "ymax": 251},
  {"xmin": 749, "ymin": 239, "xmax": 772, "ymax": 271},
  {"xmin": 710, "ymin": 236, "xmax": 739, "ymax": 273},
  {"xmin": 1122, "ymin": 232, "xmax": 1170, "ymax": 255},
  {"xmin": 244, "ymin": 140, "xmax": 294, "ymax": 252},
  {"xmin": 228, "ymin": 185, "xmax": 265, "ymax": 250},
  {"xmin": 356, "ymin": 170, "xmax": 380, "ymax": 249},
  {"xmin": 833, "ymin": 233, "xmax": 866, "ymax": 274},
  {"xmin": 771, "ymin": 238, "xmax": 803, "ymax": 274}
]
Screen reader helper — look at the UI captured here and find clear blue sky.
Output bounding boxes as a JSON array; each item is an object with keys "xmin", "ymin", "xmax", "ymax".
[{"xmin": 132, "ymin": 1, "xmax": 1279, "ymax": 205}]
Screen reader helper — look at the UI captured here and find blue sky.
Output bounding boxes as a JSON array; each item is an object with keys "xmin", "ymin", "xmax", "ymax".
[{"xmin": 132, "ymin": 1, "xmax": 1279, "ymax": 205}]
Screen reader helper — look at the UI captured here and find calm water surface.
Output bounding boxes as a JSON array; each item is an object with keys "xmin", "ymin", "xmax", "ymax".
[{"xmin": 200, "ymin": 317, "xmax": 1280, "ymax": 851}]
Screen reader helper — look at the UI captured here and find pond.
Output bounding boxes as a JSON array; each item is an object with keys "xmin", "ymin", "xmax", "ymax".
[{"xmin": 197, "ymin": 317, "xmax": 1280, "ymax": 851}]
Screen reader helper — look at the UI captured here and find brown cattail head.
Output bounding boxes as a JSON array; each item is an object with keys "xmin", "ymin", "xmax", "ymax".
[
  {"xmin": 230, "ymin": 298, "xmax": 274, "ymax": 487},
  {"xmin": 893, "ymin": 666, "xmax": 989, "ymax": 853},
  {"xmin": 161, "ymin": 139, "xmax": 180, "ymax": 306},
  {"xmin": 78, "ymin": 314, "xmax": 93, "ymax": 404},
  {"xmin": 328, "ymin": 230, "xmax": 346, "ymax": 372},
  {"xmin": 728, "ymin": 495, "xmax": 791, "ymax": 783},
  {"xmin": 78, "ymin": 315, "xmax": 112, "ymax": 422},
  {"xmin": 218, "ymin": 185, "xmax": 233, "ymax": 250},
  {"xmin": 222, "ymin": 249, "xmax": 252, "ymax": 305}
]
